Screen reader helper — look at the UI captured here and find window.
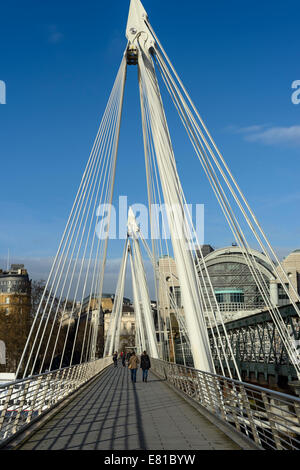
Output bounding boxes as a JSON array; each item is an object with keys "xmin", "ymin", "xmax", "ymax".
[
  {"xmin": 278, "ymin": 283, "xmax": 289, "ymax": 300},
  {"xmin": 215, "ymin": 290, "xmax": 244, "ymax": 304},
  {"xmin": 170, "ymin": 286, "xmax": 181, "ymax": 308},
  {"xmin": 5, "ymin": 297, "xmax": 10, "ymax": 304}
]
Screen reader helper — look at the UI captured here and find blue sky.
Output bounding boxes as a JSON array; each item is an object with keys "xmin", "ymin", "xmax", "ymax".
[{"xmin": 0, "ymin": 0, "xmax": 300, "ymax": 293}]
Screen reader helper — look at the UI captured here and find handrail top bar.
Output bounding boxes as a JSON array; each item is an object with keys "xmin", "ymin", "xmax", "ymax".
[
  {"xmin": 152, "ymin": 358, "xmax": 300, "ymax": 404},
  {"xmin": 0, "ymin": 357, "xmax": 112, "ymax": 390}
]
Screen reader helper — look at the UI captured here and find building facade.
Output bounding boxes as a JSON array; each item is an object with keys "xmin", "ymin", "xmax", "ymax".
[
  {"xmin": 104, "ymin": 303, "xmax": 136, "ymax": 353},
  {"xmin": 0, "ymin": 265, "xmax": 31, "ymax": 373}
]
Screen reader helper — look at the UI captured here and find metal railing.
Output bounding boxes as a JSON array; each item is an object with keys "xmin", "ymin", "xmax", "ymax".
[
  {"xmin": 0, "ymin": 356, "xmax": 112, "ymax": 446},
  {"xmin": 151, "ymin": 359, "xmax": 300, "ymax": 450}
]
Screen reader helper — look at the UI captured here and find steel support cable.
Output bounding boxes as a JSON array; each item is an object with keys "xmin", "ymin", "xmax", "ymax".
[
  {"xmin": 149, "ymin": 26, "xmax": 296, "ymax": 370},
  {"xmin": 130, "ymin": 240, "xmax": 149, "ymax": 352},
  {"xmin": 18, "ymin": 65, "xmax": 123, "ymax": 378},
  {"xmin": 148, "ymin": 22, "xmax": 300, "ymax": 316},
  {"xmin": 152, "ymin": 28, "xmax": 298, "ymax": 326},
  {"xmin": 130, "ymin": 232, "xmax": 159, "ymax": 358},
  {"xmin": 79, "ymin": 133, "xmax": 120, "ymax": 364},
  {"xmin": 140, "ymin": 81, "xmax": 172, "ymax": 360},
  {"xmin": 155, "ymin": 52, "xmax": 271, "ymax": 326},
  {"xmin": 163, "ymin": 101, "xmax": 300, "ymax": 378},
  {"xmin": 85, "ymin": 57, "xmax": 127, "ymax": 361},
  {"xmin": 69, "ymin": 119, "xmax": 120, "ymax": 366},
  {"xmin": 138, "ymin": 48, "xmax": 214, "ymax": 372},
  {"xmin": 81, "ymin": 61, "xmax": 128, "ymax": 361},
  {"xmin": 105, "ymin": 239, "xmax": 129, "ymax": 355},
  {"xmin": 89, "ymin": 58, "xmax": 127, "ymax": 361},
  {"xmin": 129, "ymin": 243, "xmax": 146, "ymax": 353},
  {"xmin": 132, "ymin": 242, "xmax": 149, "ymax": 354},
  {"xmin": 153, "ymin": 55, "xmax": 246, "ymax": 378},
  {"xmin": 154, "ymin": 52, "xmax": 300, "ymax": 376},
  {"xmin": 142, "ymin": 88, "xmax": 181, "ymax": 361},
  {"xmin": 130, "ymin": 242, "xmax": 147, "ymax": 354},
  {"xmin": 114, "ymin": 244, "xmax": 130, "ymax": 353},
  {"xmin": 140, "ymin": 66, "xmax": 207, "ymax": 366},
  {"xmin": 104, "ymin": 241, "xmax": 127, "ymax": 356},
  {"xmin": 68, "ymin": 67, "xmax": 126, "ymax": 366},
  {"xmin": 31, "ymin": 58, "xmax": 125, "ymax": 375},
  {"xmin": 144, "ymin": 57, "xmax": 239, "ymax": 374},
  {"xmin": 58, "ymin": 80, "xmax": 123, "ymax": 369},
  {"xmin": 154, "ymin": 51, "xmax": 300, "ymax": 378},
  {"xmin": 140, "ymin": 138, "xmax": 192, "ymax": 365},
  {"xmin": 17, "ymin": 90, "xmax": 117, "ymax": 377},
  {"xmin": 145, "ymin": 22, "xmax": 297, "ymax": 390},
  {"xmin": 31, "ymin": 70, "xmax": 123, "ymax": 375},
  {"xmin": 139, "ymin": 71, "xmax": 164, "ymax": 353},
  {"xmin": 138, "ymin": 227, "xmax": 191, "ymax": 364},
  {"xmin": 39, "ymin": 78, "xmax": 123, "ymax": 373},
  {"xmin": 142, "ymin": 91, "xmax": 174, "ymax": 360}
]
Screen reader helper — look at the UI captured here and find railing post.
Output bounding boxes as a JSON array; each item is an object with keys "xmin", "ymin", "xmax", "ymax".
[
  {"xmin": 261, "ymin": 392, "xmax": 283, "ymax": 450},
  {"xmin": 37, "ymin": 372, "xmax": 54, "ymax": 416},
  {"xmin": 12, "ymin": 381, "xmax": 30, "ymax": 434},
  {"xmin": 72, "ymin": 366, "xmax": 81, "ymax": 390},
  {"xmin": 26, "ymin": 376, "xmax": 43, "ymax": 424},
  {"xmin": 202, "ymin": 373, "xmax": 217, "ymax": 413},
  {"xmin": 214, "ymin": 378, "xmax": 227, "ymax": 422},
  {"xmin": 64, "ymin": 366, "xmax": 73, "ymax": 395},
  {"xmin": 187, "ymin": 368, "xmax": 195, "ymax": 398},
  {"xmin": 224, "ymin": 380, "xmax": 241, "ymax": 433},
  {"xmin": 0, "ymin": 385, "xmax": 14, "ymax": 434},
  {"xmin": 195, "ymin": 371, "xmax": 204, "ymax": 404},
  {"xmin": 59, "ymin": 368, "xmax": 68, "ymax": 399},
  {"xmin": 239, "ymin": 385, "xmax": 262, "ymax": 447}
]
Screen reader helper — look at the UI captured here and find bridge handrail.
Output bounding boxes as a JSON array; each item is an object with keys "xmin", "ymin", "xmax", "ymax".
[
  {"xmin": 151, "ymin": 358, "xmax": 300, "ymax": 450},
  {"xmin": 0, "ymin": 356, "xmax": 113, "ymax": 446}
]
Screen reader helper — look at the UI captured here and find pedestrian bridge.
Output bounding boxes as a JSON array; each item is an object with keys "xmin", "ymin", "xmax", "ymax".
[
  {"xmin": 9, "ymin": 365, "xmax": 240, "ymax": 451},
  {"xmin": 1, "ymin": 358, "xmax": 300, "ymax": 451}
]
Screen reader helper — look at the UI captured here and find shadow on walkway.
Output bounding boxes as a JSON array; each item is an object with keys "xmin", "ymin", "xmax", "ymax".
[{"xmin": 18, "ymin": 363, "xmax": 240, "ymax": 451}]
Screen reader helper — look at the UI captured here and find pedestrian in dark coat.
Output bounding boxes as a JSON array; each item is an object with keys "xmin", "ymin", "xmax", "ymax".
[
  {"xmin": 113, "ymin": 351, "xmax": 118, "ymax": 367},
  {"xmin": 140, "ymin": 351, "xmax": 151, "ymax": 382},
  {"xmin": 121, "ymin": 351, "xmax": 126, "ymax": 367}
]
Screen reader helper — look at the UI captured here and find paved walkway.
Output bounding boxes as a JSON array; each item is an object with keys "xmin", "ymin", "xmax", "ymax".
[{"xmin": 19, "ymin": 364, "xmax": 240, "ymax": 450}]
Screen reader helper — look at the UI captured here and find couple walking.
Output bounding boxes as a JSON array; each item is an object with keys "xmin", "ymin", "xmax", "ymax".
[{"xmin": 128, "ymin": 351, "xmax": 151, "ymax": 383}]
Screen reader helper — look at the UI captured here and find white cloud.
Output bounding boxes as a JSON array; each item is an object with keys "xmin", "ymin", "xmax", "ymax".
[
  {"xmin": 226, "ymin": 124, "xmax": 300, "ymax": 147},
  {"xmin": 245, "ymin": 125, "xmax": 300, "ymax": 146}
]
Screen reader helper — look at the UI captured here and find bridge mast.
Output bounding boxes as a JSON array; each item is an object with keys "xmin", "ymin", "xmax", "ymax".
[{"xmin": 126, "ymin": 0, "xmax": 214, "ymax": 372}]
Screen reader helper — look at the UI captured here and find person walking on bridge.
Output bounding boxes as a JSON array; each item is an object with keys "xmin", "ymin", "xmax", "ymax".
[
  {"xmin": 113, "ymin": 351, "xmax": 118, "ymax": 367},
  {"xmin": 121, "ymin": 351, "xmax": 126, "ymax": 367},
  {"xmin": 128, "ymin": 351, "xmax": 139, "ymax": 383},
  {"xmin": 140, "ymin": 351, "xmax": 151, "ymax": 382}
]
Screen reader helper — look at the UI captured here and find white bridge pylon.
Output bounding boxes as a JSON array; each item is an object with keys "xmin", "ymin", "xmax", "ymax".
[{"xmin": 104, "ymin": 208, "xmax": 159, "ymax": 359}]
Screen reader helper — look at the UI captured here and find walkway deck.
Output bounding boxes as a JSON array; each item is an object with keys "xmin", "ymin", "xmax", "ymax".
[{"xmin": 18, "ymin": 364, "xmax": 241, "ymax": 450}]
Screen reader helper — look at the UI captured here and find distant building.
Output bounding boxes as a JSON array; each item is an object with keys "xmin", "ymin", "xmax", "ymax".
[
  {"xmin": 0, "ymin": 264, "xmax": 31, "ymax": 373},
  {"xmin": 81, "ymin": 293, "xmax": 131, "ymax": 314},
  {"xmin": 196, "ymin": 246, "xmax": 278, "ymax": 320},
  {"xmin": 157, "ymin": 246, "xmax": 300, "ymax": 327},
  {"xmin": 0, "ymin": 264, "xmax": 31, "ymax": 317},
  {"xmin": 104, "ymin": 302, "xmax": 136, "ymax": 352},
  {"xmin": 157, "ymin": 256, "xmax": 182, "ymax": 361},
  {"xmin": 196, "ymin": 244, "xmax": 214, "ymax": 258},
  {"xmin": 277, "ymin": 250, "xmax": 300, "ymax": 304}
]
